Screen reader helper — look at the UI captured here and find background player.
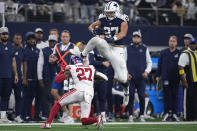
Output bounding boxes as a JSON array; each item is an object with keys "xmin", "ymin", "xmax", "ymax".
[
  {"xmin": 41, "ymin": 59, "xmax": 107, "ymax": 129},
  {"xmin": 70, "ymin": 1, "xmax": 130, "ymax": 106}
]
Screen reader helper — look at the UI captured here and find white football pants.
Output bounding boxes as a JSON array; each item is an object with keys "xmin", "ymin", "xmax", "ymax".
[
  {"xmin": 58, "ymin": 88, "xmax": 93, "ymax": 118},
  {"xmin": 82, "ymin": 36, "xmax": 128, "ymax": 83}
]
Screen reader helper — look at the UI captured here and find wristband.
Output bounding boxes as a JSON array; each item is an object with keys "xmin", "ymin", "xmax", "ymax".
[{"xmin": 179, "ymin": 69, "xmax": 185, "ymax": 75}]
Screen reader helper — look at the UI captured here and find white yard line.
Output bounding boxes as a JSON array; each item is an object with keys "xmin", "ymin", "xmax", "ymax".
[{"xmin": 0, "ymin": 121, "xmax": 197, "ymax": 126}]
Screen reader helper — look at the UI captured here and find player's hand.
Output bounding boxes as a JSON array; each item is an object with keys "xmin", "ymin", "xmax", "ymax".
[
  {"xmin": 99, "ymin": 35, "xmax": 105, "ymax": 39},
  {"xmin": 181, "ymin": 78, "xmax": 188, "ymax": 88},
  {"xmin": 142, "ymin": 72, "xmax": 148, "ymax": 78},
  {"xmin": 128, "ymin": 74, "xmax": 132, "ymax": 80},
  {"xmin": 39, "ymin": 80, "xmax": 45, "ymax": 88},
  {"xmin": 91, "ymin": 28, "xmax": 104, "ymax": 36},
  {"xmin": 14, "ymin": 75, "xmax": 18, "ymax": 84},
  {"xmin": 49, "ymin": 54, "xmax": 58, "ymax": 63},
  {"xmin": 182, "ymin": 79, "xmax": 188, "ymax": 88},
  {"xmin": 156, "ymin": 77, "xmax": 160, "ymax": 82},
  {"xmin": 22, "ymin": 78, "xmax": 28, "ymax": 86},
  {"xmin": 113, "ymin": 78, "xmax": 118, "ymax": 85},
  {"xmin": 102, "ymin": 61, "xmax": 110, "ymax": 67}
]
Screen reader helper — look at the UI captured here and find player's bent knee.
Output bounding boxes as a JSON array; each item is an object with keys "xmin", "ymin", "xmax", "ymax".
[{"xmin": 91, "ymin": 36, "xmax": 104, "ymax": 45}]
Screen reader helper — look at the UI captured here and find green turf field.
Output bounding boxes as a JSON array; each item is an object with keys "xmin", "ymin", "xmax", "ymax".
[{"xmin": 0, "ymin": 124, "xmax": 197, "ymax": 131}]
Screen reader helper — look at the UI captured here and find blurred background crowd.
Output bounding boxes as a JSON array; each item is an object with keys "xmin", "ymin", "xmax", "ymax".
[{"xmin": 0, "ymin": 0, "xmax": 197, "ymax": 26}]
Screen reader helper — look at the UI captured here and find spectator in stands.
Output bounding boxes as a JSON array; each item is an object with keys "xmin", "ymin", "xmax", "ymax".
[
  {"xmin": 172, "ymin": 1, "xmax": 186, "ymax": 17},
  {"xmin": 183, "ymin": 0, "xmax": 197, "ymax": 20},
  {"xmin": 178, "ymin": 38, "xmax": 197, "ymax": 121},
  {"xmin": 70, "ymin": 0, "xmax": 81, "ymax": 23},
  {"xmin": 156, "ymin": 35, "xmax": 180, "ymax": 122},
  {"xmin": 79, "ymin": 0, "xmax": 97, "ymax": 24},
  {"xmin": 0, "ymin": 27, "xmax": 18, "ymax": 123},
  {"xmin": 126, "ymin": 30, "xmax": 152, "ymax": 122},
  {"xmin": 12, "ymin": 33, "xmax": 24, "ymax": 123},
  {"xmin": 121, "ymin": 0, "xmax": 141, "ymax": 24}
]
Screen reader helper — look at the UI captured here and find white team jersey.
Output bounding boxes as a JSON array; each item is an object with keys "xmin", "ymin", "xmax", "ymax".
[{"xmin": 67, "ymin": 65, "xmax": 95, "ymax": 94}]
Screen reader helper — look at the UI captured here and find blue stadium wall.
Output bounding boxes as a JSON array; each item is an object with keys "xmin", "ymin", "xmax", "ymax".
[{"xmin": 5, "ymin": 22, "xmax": 197, "ymax": 46}]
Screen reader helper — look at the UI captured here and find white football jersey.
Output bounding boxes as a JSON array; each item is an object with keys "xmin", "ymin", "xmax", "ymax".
[{"xmin": 67, "ymin": 65, "xmax": 96, "ymax": 93}]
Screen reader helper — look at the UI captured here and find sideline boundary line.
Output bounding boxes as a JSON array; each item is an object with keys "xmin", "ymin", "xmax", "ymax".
[{"xmin": 0, "ymin": 121, "xmax": 197, "ymax": 126}]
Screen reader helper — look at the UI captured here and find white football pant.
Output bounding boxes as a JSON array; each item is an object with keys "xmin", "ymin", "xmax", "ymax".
[
  {"xmin": 82, "ymin": 36, "xmax": 128, "ymax": 83},
  {"xmin": 58, "ymin": 89, "xmax": 93, "ymax": 118}
]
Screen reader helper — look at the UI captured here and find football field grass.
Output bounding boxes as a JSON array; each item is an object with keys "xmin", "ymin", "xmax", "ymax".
[{"xmin": 0, "ymin": 122, "xmax": 197, "ymax": 131}]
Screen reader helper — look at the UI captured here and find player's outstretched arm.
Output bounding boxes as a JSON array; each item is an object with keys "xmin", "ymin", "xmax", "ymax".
[
  {"xmin": 55, "ymin": 70, "xmax": 71, "ymax": 83},
  {"xmin": 94, "ymin": 71, "xmax": 108, "ymax": 82}
]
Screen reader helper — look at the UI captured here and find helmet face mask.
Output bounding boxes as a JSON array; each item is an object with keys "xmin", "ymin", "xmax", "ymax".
[
  {"xmin": 105, "ymin": 12, "xmax": 115, "ymax": 20},
  {"xmin": 104, "ymin": 1, "xmax": 120, "ymax": 20}
]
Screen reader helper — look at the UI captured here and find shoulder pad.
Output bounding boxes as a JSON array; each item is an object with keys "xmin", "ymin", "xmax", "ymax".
[
  {"xmin": 117, "ymin": 13, "xmax": 129, "ymax": 22},
  {"xmin": 98, "ymin": 13, "xmax": 106, "ymax": 20}
]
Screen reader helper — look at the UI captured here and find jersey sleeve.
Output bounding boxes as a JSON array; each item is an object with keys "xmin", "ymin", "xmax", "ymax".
[
  {"xmin": 98, "ymin": 13, "xmax": 105, "ymax": 21},
  {"xmin": 122, "ymin": 14, "xmax": 129, "ymax": 22}
]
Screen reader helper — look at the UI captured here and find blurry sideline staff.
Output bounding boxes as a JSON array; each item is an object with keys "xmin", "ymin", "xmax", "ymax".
[
  {"xmin": 34, "ymin": 27, "xmax": 49, "ymax": 120},
  {"xmin": 37, "ymin": 35, "xmax": 58, "ymax": 119},
  {"xmin": 0, "ymin": 27, "xmax": 18, "ymax": 123},
  {"xmin": 126, "ymin": 30, "xmax": 152, "ymax": 122},
  {"xmin": 156, "ymin": 36, "xmax": 180, "ymax": 122},
  {"xmin": 89, "ymin": 48, "xmax": 110, "ymax": 122},
  {"xmin": 180, "ymin": 33, "xmax": 193, "ymax": 52},
  {"xmin": 12, "ymin": 33, "xmax": 24, "ymax": 123},
  {"xmin": 178, "ymin": 38, "xmax": 197, "ymax": 121},
  {"xmin": 35, "ymin": 28, "xmax": 48, "ymax": 49},
  {"xmin": 22, "ymin": 32, "xmax": 40, "ymax": 121},
  {"xmin": 49, "ymin": 30, "xmax": 75, "ymax": 123}
]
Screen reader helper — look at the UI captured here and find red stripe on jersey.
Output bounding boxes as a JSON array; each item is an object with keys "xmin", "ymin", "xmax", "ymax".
[{"xmin": 58, "ymin": 88, "xmax": 77, "ymax": 103}]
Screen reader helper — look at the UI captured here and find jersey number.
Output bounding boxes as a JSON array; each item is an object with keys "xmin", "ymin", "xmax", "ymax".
[
  {"xmin": 104, "ymin": 27, "xmax": 119, "ymax": 38},
  {"xmin": 76, "ymin": 68, "xmax": 92, "ymax": 81}
]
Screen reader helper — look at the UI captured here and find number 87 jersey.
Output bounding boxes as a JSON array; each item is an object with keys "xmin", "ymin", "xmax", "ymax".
[{"xmin": 68, "ymin": 64, "xmax": 96, "ymax": 91}]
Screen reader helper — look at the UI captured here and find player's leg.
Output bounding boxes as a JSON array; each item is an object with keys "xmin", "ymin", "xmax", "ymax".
[
  {"xmin": 110, "ymin": 46, "xmax": 130, "ymax": 105},
  {"xmin": 41, "ymin": 89, "xmax": 82, "ymax": 128},
  {"xmin": 80, "ymin": 95, "xmax": 104, "ymax": 129},
  {"xmin": 70, "ymin": 36, "xmax": 112, "ymax": 58},
  {"xmin": 51, "ymin": 78, "xmax": 70, "ymax": 122}
]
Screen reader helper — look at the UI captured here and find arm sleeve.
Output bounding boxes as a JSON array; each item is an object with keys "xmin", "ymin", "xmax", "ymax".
[
  {"xmin": 37, "ymin": 50, "xmax": 44, "ymax": 80},
  {"xmin": 55, "ymin": 70, "xmax": 66, "ymax": 83},
  {"xmin": 145, "ymin": 48, "xmax": 152, "ymax": 73},
  {"xmin": 178, "ymin": 53, "xmax": 189, "ymax": 67}
]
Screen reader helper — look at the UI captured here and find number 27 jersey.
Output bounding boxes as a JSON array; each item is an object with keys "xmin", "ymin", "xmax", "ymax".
[{"xmin": 68, "ymin": 65, "xmax": 96, "ymax": 91}]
